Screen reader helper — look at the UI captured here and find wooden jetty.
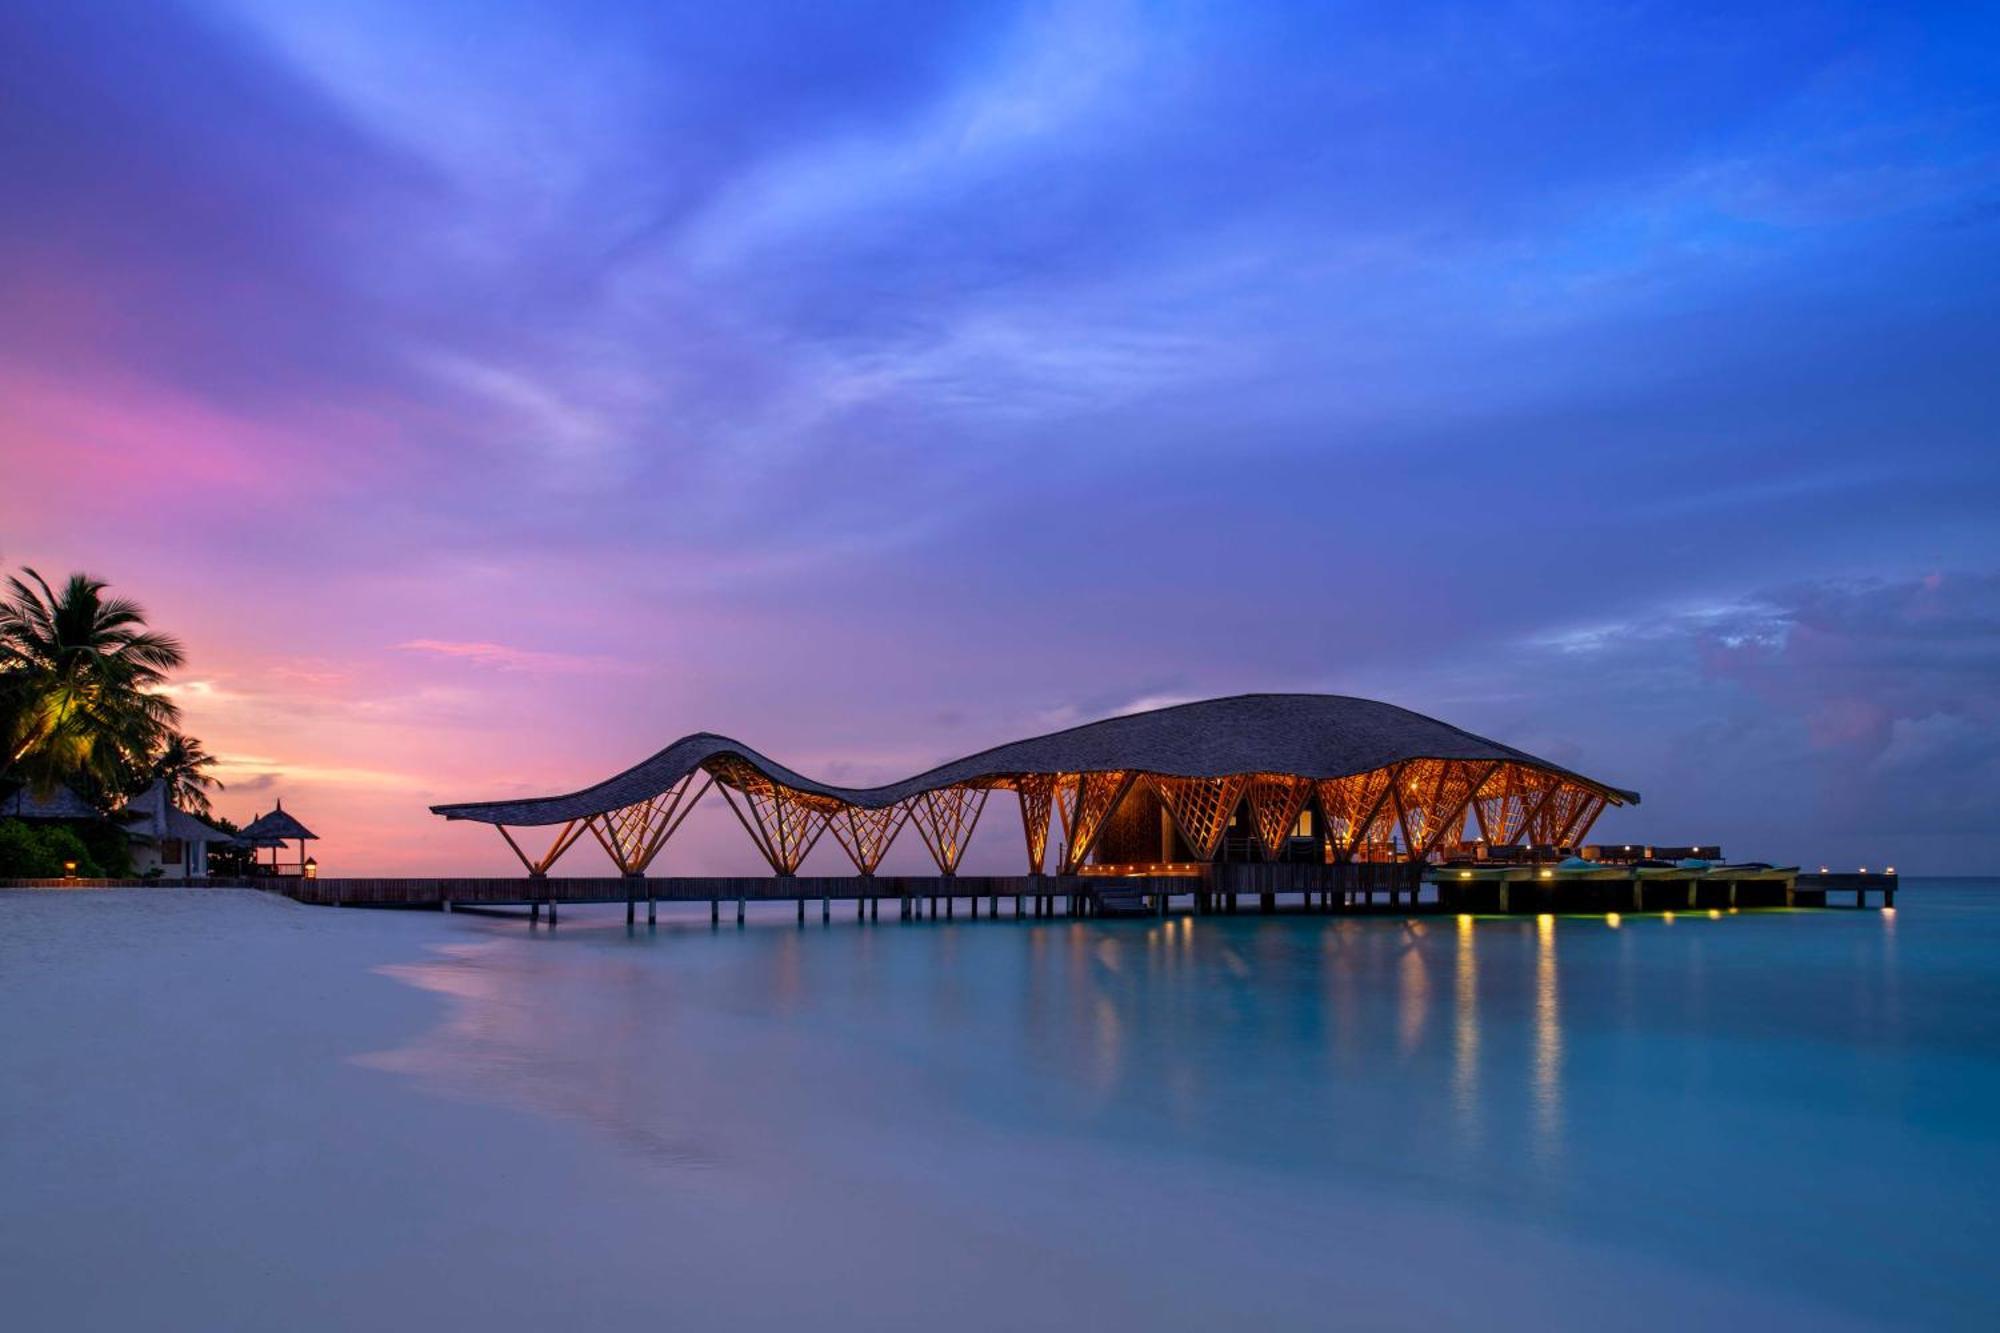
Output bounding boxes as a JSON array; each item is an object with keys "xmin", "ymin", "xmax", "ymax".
[{"xmin": 4, "ymin": 864, "xmax": 1897, "ymax": 922}]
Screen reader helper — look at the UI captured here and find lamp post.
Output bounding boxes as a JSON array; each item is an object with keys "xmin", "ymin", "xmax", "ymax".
[
  {"xmin": 63, "ymin": 860, "xmax": 77, "ymax": 882},
  {"xmin": 304, "ymin": 857, "xmax": 318, "ymax": 880}
]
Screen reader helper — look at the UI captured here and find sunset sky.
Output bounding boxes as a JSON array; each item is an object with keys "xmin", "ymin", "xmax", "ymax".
[{"xmin": 4, "ymin": 0, "xmax": 1996, "ymax": 875}]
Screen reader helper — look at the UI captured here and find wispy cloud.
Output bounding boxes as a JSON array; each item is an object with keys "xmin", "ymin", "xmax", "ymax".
[{"xmin": 396, "ymin": 639, "xmax": 629, "ymax": 674}]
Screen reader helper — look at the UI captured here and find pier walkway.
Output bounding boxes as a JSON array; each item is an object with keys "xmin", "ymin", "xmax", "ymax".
[{"xmin": 4, "ymin": 867, "xmax": 1897, "ymax": 920}]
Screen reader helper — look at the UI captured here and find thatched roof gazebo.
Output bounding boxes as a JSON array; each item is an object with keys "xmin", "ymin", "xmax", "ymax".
[
  {"xmin": 433, "ymin": 693, "xmax": 1636, "ymax": 879},
  {"xmin": 239, "ymin": 800, "xmax": 318, "ymax": 877}
]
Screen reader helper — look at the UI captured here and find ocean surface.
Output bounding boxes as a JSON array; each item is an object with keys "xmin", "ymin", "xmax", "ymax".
[{"xmin": 4, "ymin": 881, "xmax": 1997, "ymax": 1330}]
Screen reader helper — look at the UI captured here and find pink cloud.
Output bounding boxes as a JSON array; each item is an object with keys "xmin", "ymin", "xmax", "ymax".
[{"xmin": 396, "ymin": 639, "xmax": 629, "ymax": 674}]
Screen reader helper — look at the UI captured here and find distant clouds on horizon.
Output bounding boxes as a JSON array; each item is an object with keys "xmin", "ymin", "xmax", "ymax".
[{"xmin": 3, "ymin": 0, "xmax": 1996, "ymax": 872}]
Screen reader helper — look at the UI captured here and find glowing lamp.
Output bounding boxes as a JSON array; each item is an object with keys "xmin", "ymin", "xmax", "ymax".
[
  {"xmin": 1538, "ymin": 868, "xmax": 1553, "ymax": 879},
  {"xmin": 304, "ymin": 858, "xmax": 318, "ymax": 880},
  {"xmin": 63, "ymin": 860, "xmax": 77, "ymax": 879}
]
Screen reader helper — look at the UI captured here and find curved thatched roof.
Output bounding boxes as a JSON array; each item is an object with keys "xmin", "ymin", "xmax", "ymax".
[
  {"xmin": 240, "ymin": 804, "xmax": 316, "ymax": 842},
  {"xmin": 432, "ymin": 693, "xmax": 1638, "ymax": 827}
]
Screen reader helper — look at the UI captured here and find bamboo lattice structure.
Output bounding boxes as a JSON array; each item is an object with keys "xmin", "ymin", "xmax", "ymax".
[
  {"xmin": 496, "ymin": 819, "xmax": 589, "ymax": 876},
  {"xmin": 906, "ymin": 785, "xmax": 990, "ymax": 875},
  {"xmin": 1316, "ymin": 768, "xmax": 1396, "ymax": 859},
  {"xmin": 1246, "ymin": 773, "xmax": 1314, "ymax": 859},
  {"xmin": 826, "ymin": 801, "xmax": 911, "ymax": 875},
  {"xmin": 1151, "ymin": 774, "xmax": 1248, "ymax": 861},
  {"xmin": 709, "ymin": 757, "xmax": 835, "ymax": 875},
  {"xmin": 1057, "ymin": 771, "xmax": 1136, "ymax": 874},
  {"xmin": 1015, "ymin": 773, "xmax": 1056, "ymax": 875},
  {"xmin": 585, "ymin": 773, "xmax": 712, "ymax": 874}
]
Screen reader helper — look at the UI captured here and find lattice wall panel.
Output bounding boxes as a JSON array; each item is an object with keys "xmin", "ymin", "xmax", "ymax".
[
  {"xmin": 1016, "ymin": 773, "xmax": 1056, "ymax": 874},
  {"xmin": 1057, "ymin": 771, "xmax": 1136, "ymax": 874},
  {"xmin": 710, "ymin": 777, "xmax": 829, "ymax": 875},
  {"xmin": 587, "ymin": 772, "xmax": 711, "ymax": 874},
  {"xmin": 1393, "ymin": 760, "xmax": 1497, "ymax": 860},
  {"xmin": 1471, "ymin": 764, "xmax": 1556, "ymax": 846},
  {"xmin": 1245, "ymin": 774, "xmax": 1313, "ymax": 859},
  {"xmin": 907, "ymin": 785, "xmax": 990, "ymax": 874},
  {"xmin": 1565, "ymin": 793, "xmax": 1608, "ymax": 849},
  {"xmin": 1533, "ymin": 782, "xmax": 1599, "ymax": 848},
  {"xmin": 1316, "ymin": 767, "xmax": 1395, "ymax": 858},
  {"xmin": 827, "ymin": 802, "xmax": 910, "ymax": 875},
  {"xmin": 1150, "ymin": 774, "xmax": 1248, "ymax": 861}
]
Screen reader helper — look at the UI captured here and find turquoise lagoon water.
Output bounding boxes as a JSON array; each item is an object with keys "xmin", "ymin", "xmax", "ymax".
[{"xmin": 360, "ymin": 879, "xmax": 2000, "ymax": 1329}]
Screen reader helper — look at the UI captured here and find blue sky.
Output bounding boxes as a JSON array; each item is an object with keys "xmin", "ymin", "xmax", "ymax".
[{"xmin": 2, "ymin": 0, "xmax": 1996, "ymax": 872}]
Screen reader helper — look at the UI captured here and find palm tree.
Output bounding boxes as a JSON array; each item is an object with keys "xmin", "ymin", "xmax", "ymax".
[
  {"xmin": 151, "ymin": 732, "xmax": 223, "ymax": 816},
  {"xmin": 0, "ymin": 568, "xmax": 186, "ymax": 801}
]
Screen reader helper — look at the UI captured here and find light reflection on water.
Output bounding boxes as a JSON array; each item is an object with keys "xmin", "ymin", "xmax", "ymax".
[
  {"xmin": 1533, "ymin": 913, "xmax": 1562, "ymax": 1165},
  {"xmin": 362, "ymin": 884, "xmax": 2000, "ymax": 1329},
  {"xmin": 1453, "ymin": 914, "xmax": 1480, "ymax": 1148}
]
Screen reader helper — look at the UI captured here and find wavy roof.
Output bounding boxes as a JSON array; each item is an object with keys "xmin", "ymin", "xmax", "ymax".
[{"xmin": 432, "ymin": 693, "xmax": 1638, "ymax": 827}]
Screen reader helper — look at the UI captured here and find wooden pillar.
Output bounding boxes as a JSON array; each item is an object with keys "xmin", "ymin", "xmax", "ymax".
[
  {"xmin": 710, "ymin": 896, "xmax": 719, "ymax": 926},
  {"xmin": 737, "ymin": 893, "xmax": 745, "ymax": 926}
]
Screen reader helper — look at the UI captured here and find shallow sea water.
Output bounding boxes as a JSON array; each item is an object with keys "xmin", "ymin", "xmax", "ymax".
[
  {"xmin": 4, "ymin": 881, "xmax": 1997, "ymax": 1330},
  {"xmin": 368, "ymin": 879, "xmax": 2000, "ymax": 1330}
]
